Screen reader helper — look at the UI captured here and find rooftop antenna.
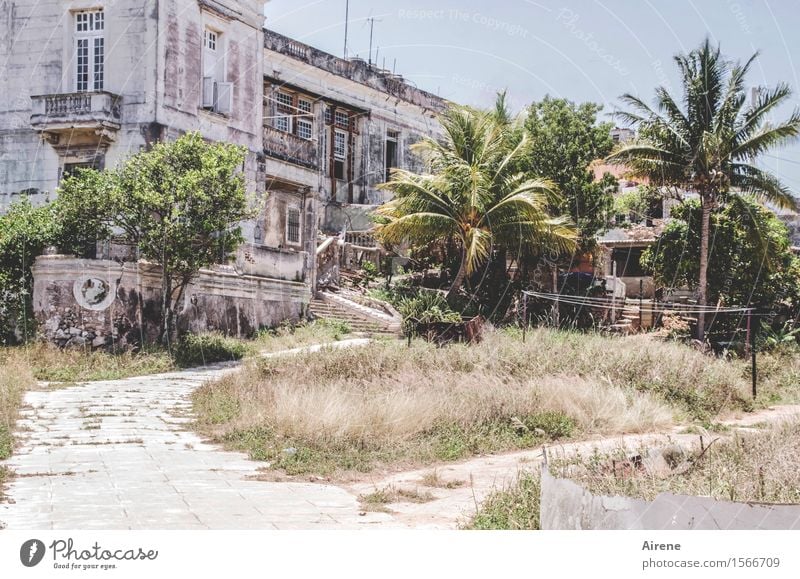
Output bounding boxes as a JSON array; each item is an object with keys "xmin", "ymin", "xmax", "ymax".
[
  {"xmin": 393, "ymin": 57, "xmax": 397, "ymax": 74},
  {"xmin": 374, "ymin": 46, "xmax": 380, "ymax": 69},
  {"xmin": 343, "ymin": 0, "xmax": 349, "ymax": 59},
  {"xmin": 367, "ymin": 17, "xmax": 382, "ymax": 66}
]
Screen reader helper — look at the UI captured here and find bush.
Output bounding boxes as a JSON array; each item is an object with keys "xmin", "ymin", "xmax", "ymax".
[
  {"xmin": 173, "ymin": 333, "xmax": 248, "ymax": 367},
  {"xmin": 397, "ymin": 291, "xmax": 461, "ymax": 335}
]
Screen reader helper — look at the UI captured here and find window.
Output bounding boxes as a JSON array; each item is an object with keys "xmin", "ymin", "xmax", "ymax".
[
  {"xmin": 75, "ymin": 9, "xmax": 104, "ymax": 92},
  {"xmin": 274, "ymin": 91, "xmax": 293, "ymax": 133},
  {"xmin": 334, "ymin": 110, "xmax": 350, "ymax": 129},
  {"xmin": 385, "ymin": 129, "xmax": 399, "ymax": 181},
  {"xmin": 202, "ymin": 26, "xmax": 232, "ymax": 114},
  {"xmin": 333, "ymin": 130, "xmax": 346, "ymax": 160},
  {"xmin": 204, "ymin": 29, "xmax": 217, "ymax": 51},
  {"xmin": 286, "ymin": 206, "xmax": 301, "ymax": 244},
  {"xmin": 296, "ymin": 98, "xmax": 313, "ymax": 140}
]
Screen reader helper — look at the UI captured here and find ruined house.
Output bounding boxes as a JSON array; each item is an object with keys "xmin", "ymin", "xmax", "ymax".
[{"xmin": 0, "ymin": 0, "xmax": 445, "ymax": 345}]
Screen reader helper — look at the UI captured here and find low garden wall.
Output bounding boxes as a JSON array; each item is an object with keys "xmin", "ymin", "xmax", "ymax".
[
  {"xmin": 32, "ymin": 255, "xmax": 310, "ymax": 349},
  {"xmin": 540, "ymin": 466, "xmax": 800, "ymax": 530}
]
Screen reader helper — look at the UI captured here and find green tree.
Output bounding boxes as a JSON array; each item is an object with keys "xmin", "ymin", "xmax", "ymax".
[
  {"xmin": 607, "ymin": 38, "xmax": 800, "ymax": 339},
  {"xmin": 522, "ymin": 96, "xmax": 616, "ymax": 243},
  {"xmin": 642, "ymin": 197, "xmax": 800, "ymax": 333},
  {"xmin": 56, "ymin": 132, "xmax": 252, "ymax": 345},
  {"xmin": 375, "ymin": 101, "xmax": 577, "ymax": 301},
  {"xmin": 0, "ymin": 199, "xmax": 57, "ymax": 343}
]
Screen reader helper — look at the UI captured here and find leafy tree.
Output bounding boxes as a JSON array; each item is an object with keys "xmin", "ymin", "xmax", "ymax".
[
  {"xmin": 0, "ymin": 199, "xmax": 57, "ymax": 343},
  {"xmin": 641, "ymin": 197, "xmax": 800, "ymax": 319},
  {"xmin": 607, "ymin": 38, "xmax": 800, "ymax": 339},
  {"xmin": 375, "ymin": 102, "xmax": 577, "ymax": 301},
  {"xmin": 56, "ymin": 132, "xmax": 252, "ymax": 345},
  {"xmin": 522, "ymin": 96, "xmax": 616, "ymax": 243}
]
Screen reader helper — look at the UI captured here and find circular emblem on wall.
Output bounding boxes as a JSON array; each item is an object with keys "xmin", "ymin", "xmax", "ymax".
[{"xmin": 73, "ymin": 276, "xmax": 117, "ymax": 311}]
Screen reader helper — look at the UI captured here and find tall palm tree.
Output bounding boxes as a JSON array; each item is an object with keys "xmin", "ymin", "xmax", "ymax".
[
  {"xmin": 375, "ymin": 101, "xmax": 577, "ymax": 300},
  {"xmin": 606, "ymin": 38, "xmax": 800, "ymax": 340}
]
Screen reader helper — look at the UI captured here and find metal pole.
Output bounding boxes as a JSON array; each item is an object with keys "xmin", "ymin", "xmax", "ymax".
[
  {"xmin": 343, "ymin": 0, "xmax": 350, "ymax": 59},
  {"xmin": 750, "ymin": 312, "xmax": 757, "ymax": 399},
  {"xmin": 522, "ymin": 292, "xmax": 527, "ymax": 343}
]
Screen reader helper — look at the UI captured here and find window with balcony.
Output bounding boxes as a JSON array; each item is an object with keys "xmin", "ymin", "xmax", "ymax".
[
  {"xmin": 74, "ymin": 9, "xmax": 104, "ymax": 92},
  {"xmin": 286, "ymin": 206, "xmax": 301, "ymax": 244},
  {"xmin": 273, "ymin": 92, "xmax": 314, "ymax": 140}
]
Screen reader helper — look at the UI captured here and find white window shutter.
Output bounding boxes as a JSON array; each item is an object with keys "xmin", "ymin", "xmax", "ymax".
[
  {"xmin": 202, "ymin": 77, "xmax": 216, "ymax": 108},
  {"xmin": 217, "ymin": 82, "xmax": 233, "ymax": 115}
]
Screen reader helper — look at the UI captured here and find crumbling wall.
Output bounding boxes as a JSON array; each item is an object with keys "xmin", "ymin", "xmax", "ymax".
[{"xmin": 32, "ymin": 255, "xmax": 309, "ymax": 349}]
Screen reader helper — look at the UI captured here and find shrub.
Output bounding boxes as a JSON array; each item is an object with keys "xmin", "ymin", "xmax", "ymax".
[
  {"xmin": 173, "ymin": 333, "xmax": 248, "ymax": 367},
  {"xmin": 397, "ymin": 291, "xmax": 461, "ymax": 335}
]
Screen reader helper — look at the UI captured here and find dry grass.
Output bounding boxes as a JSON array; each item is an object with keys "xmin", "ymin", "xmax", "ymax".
[
  {"xmin": 0, "ymin": 358, "xmax": 35, "ymax": 460},
  {"xmin": 359, "ymin": 485, "xmax": 436, "ymax": 512},
  {"xmin": 192, "ymin": 327, "xmax": 765, "ymax": 476},
  {"xmin": 554, "ymin": 419, "xmax": 800, "ymax": 504},
  {"xmin": 0, "ymin": 357, "xmax": 36, "ymax": 498},
  {"xmin": 0, "ymin": 320, "xmax": 351, "ymax": 385}
]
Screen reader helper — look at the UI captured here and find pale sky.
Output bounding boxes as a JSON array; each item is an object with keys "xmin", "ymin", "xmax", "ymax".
[{"xmin": 264, "ymin": 0, "xmax": 800, "ymax": 194}]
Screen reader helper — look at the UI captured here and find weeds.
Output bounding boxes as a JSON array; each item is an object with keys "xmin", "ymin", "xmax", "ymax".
[{"xmin": 466, "ymin": 471, "xmax": 541, "ymax": 530}]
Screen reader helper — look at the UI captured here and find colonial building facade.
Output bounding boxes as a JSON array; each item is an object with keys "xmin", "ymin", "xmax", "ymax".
[{"xmin": 0, "ymin": 0, "xmax": 445, "ymax": 341}]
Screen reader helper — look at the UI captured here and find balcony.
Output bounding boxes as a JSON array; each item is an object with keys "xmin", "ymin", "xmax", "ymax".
[
  {"xmin": 263, "ymin": 125, "xmax": 318, "ymax": 170},
  {"xmin": 30, "ymin": 92, "xmax": 121, "ymax": 148}
]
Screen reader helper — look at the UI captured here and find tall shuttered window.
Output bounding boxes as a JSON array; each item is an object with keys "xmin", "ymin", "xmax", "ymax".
[{"xmin": 75, "ymin": 9, "xmax": 104, "ymax": 92}]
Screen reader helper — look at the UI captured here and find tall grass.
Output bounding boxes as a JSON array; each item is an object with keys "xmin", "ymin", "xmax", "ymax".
[
  {"xmin": 554, "ymin": 419, "xmax": 800, "ymax": 504},
  {"xmin": 192, "ymin": 328, "xmax": 760, "ymax": 475}
]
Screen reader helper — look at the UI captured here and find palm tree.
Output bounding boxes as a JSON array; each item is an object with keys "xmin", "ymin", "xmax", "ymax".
[
  {"xmin": 606, "ymin": 38, "xmax": 800, "ymax": 340},
  {"xmin": 375, "ymin": 100, "xmax": 577, "ymax": 301}
]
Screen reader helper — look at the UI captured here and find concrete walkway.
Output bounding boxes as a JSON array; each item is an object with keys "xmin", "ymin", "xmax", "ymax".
[{"xmin": 0, "ymin": 338, "xmax": 399, "ymax": 530}]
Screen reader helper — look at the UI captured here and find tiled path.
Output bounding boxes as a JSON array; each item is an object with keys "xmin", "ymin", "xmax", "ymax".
[{"xmin": 0, "ymin": 339, "xmax": 399, "ymax": 529}]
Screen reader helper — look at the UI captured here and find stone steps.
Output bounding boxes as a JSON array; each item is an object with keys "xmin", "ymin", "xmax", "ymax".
[{"xmin": 308, "ymin": 297, "xmax": 399, "ymax": 335}]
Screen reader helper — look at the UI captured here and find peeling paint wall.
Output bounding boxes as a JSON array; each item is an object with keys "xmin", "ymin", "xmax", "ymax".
[{"xmin": 32, "ymin": 255, "xmax": 308, "ymax": 348}]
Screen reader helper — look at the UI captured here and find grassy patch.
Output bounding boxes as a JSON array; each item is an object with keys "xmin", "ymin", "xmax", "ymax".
[
  {"xmin": 552, "ymin": 420, "xmax": 800, "ymax": 504},
  {"xmin": 195, "ymin": 328, "xmax": 762, "ymax": 476},
  {"xmin": 173, "ymin": 333, "xmax": 248, "ymax": 367},
  {"xmin": 467, "ymin": 471, "xmax": 541, "ymax": 530},
  {"xmin": 359, "ymin": 485, "xmax": 436, "ymax": 512}
]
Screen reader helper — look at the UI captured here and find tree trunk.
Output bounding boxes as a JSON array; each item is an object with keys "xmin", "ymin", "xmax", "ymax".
[
  {"xmin": 160, "ymin": 270, "xmax": 173, "ymax": 348},
  {"xmin": 696, "ymin": 195, "xmax": 712, "ymax": 341},
  {"xmin": 446, "ymin": 245, "xmax": 468, "ymax": 302}
]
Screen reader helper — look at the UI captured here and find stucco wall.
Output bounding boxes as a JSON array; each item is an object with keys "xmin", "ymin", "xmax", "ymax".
[
  {"xmin": 540, "ymin": 466, "xmax": 800, "ymax": 530},
  {"xmin": 32, "ymin": 255, "xmax": 309, "ymax": 348}
]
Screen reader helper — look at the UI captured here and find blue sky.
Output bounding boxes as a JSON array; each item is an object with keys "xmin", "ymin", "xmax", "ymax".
[{"xmin": 264, "ymin": 0, "xmax": 800, "ymax": 193}]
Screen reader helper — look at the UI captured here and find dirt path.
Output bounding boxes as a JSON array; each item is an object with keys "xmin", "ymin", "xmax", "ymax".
[{"xmin": 347, "ymin": 405, "xmax": 800, "ymax": 529}]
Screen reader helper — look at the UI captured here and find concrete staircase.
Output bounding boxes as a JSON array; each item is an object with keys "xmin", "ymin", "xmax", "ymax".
[
  {"xmin": 308, "ymin": 293, "xmax": 402, "ymax": 336},
  {"xmin": 609, "ymin": 303, "xmax": 641, "ymax": 334}
]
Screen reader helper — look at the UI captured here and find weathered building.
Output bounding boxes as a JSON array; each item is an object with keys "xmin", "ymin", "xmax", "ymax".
[{"xmin": 0, "ymin": 0, "xmax": 446, "ymax": 344}]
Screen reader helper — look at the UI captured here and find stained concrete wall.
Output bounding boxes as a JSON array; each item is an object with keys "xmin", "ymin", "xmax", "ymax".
[
  {"xmin": 540, "ymin": 466, "xmax": 800, "ymax": 530},
  {"xmin": 32, "ymin": 255, "xmax": 308, "ymax": 348}
]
